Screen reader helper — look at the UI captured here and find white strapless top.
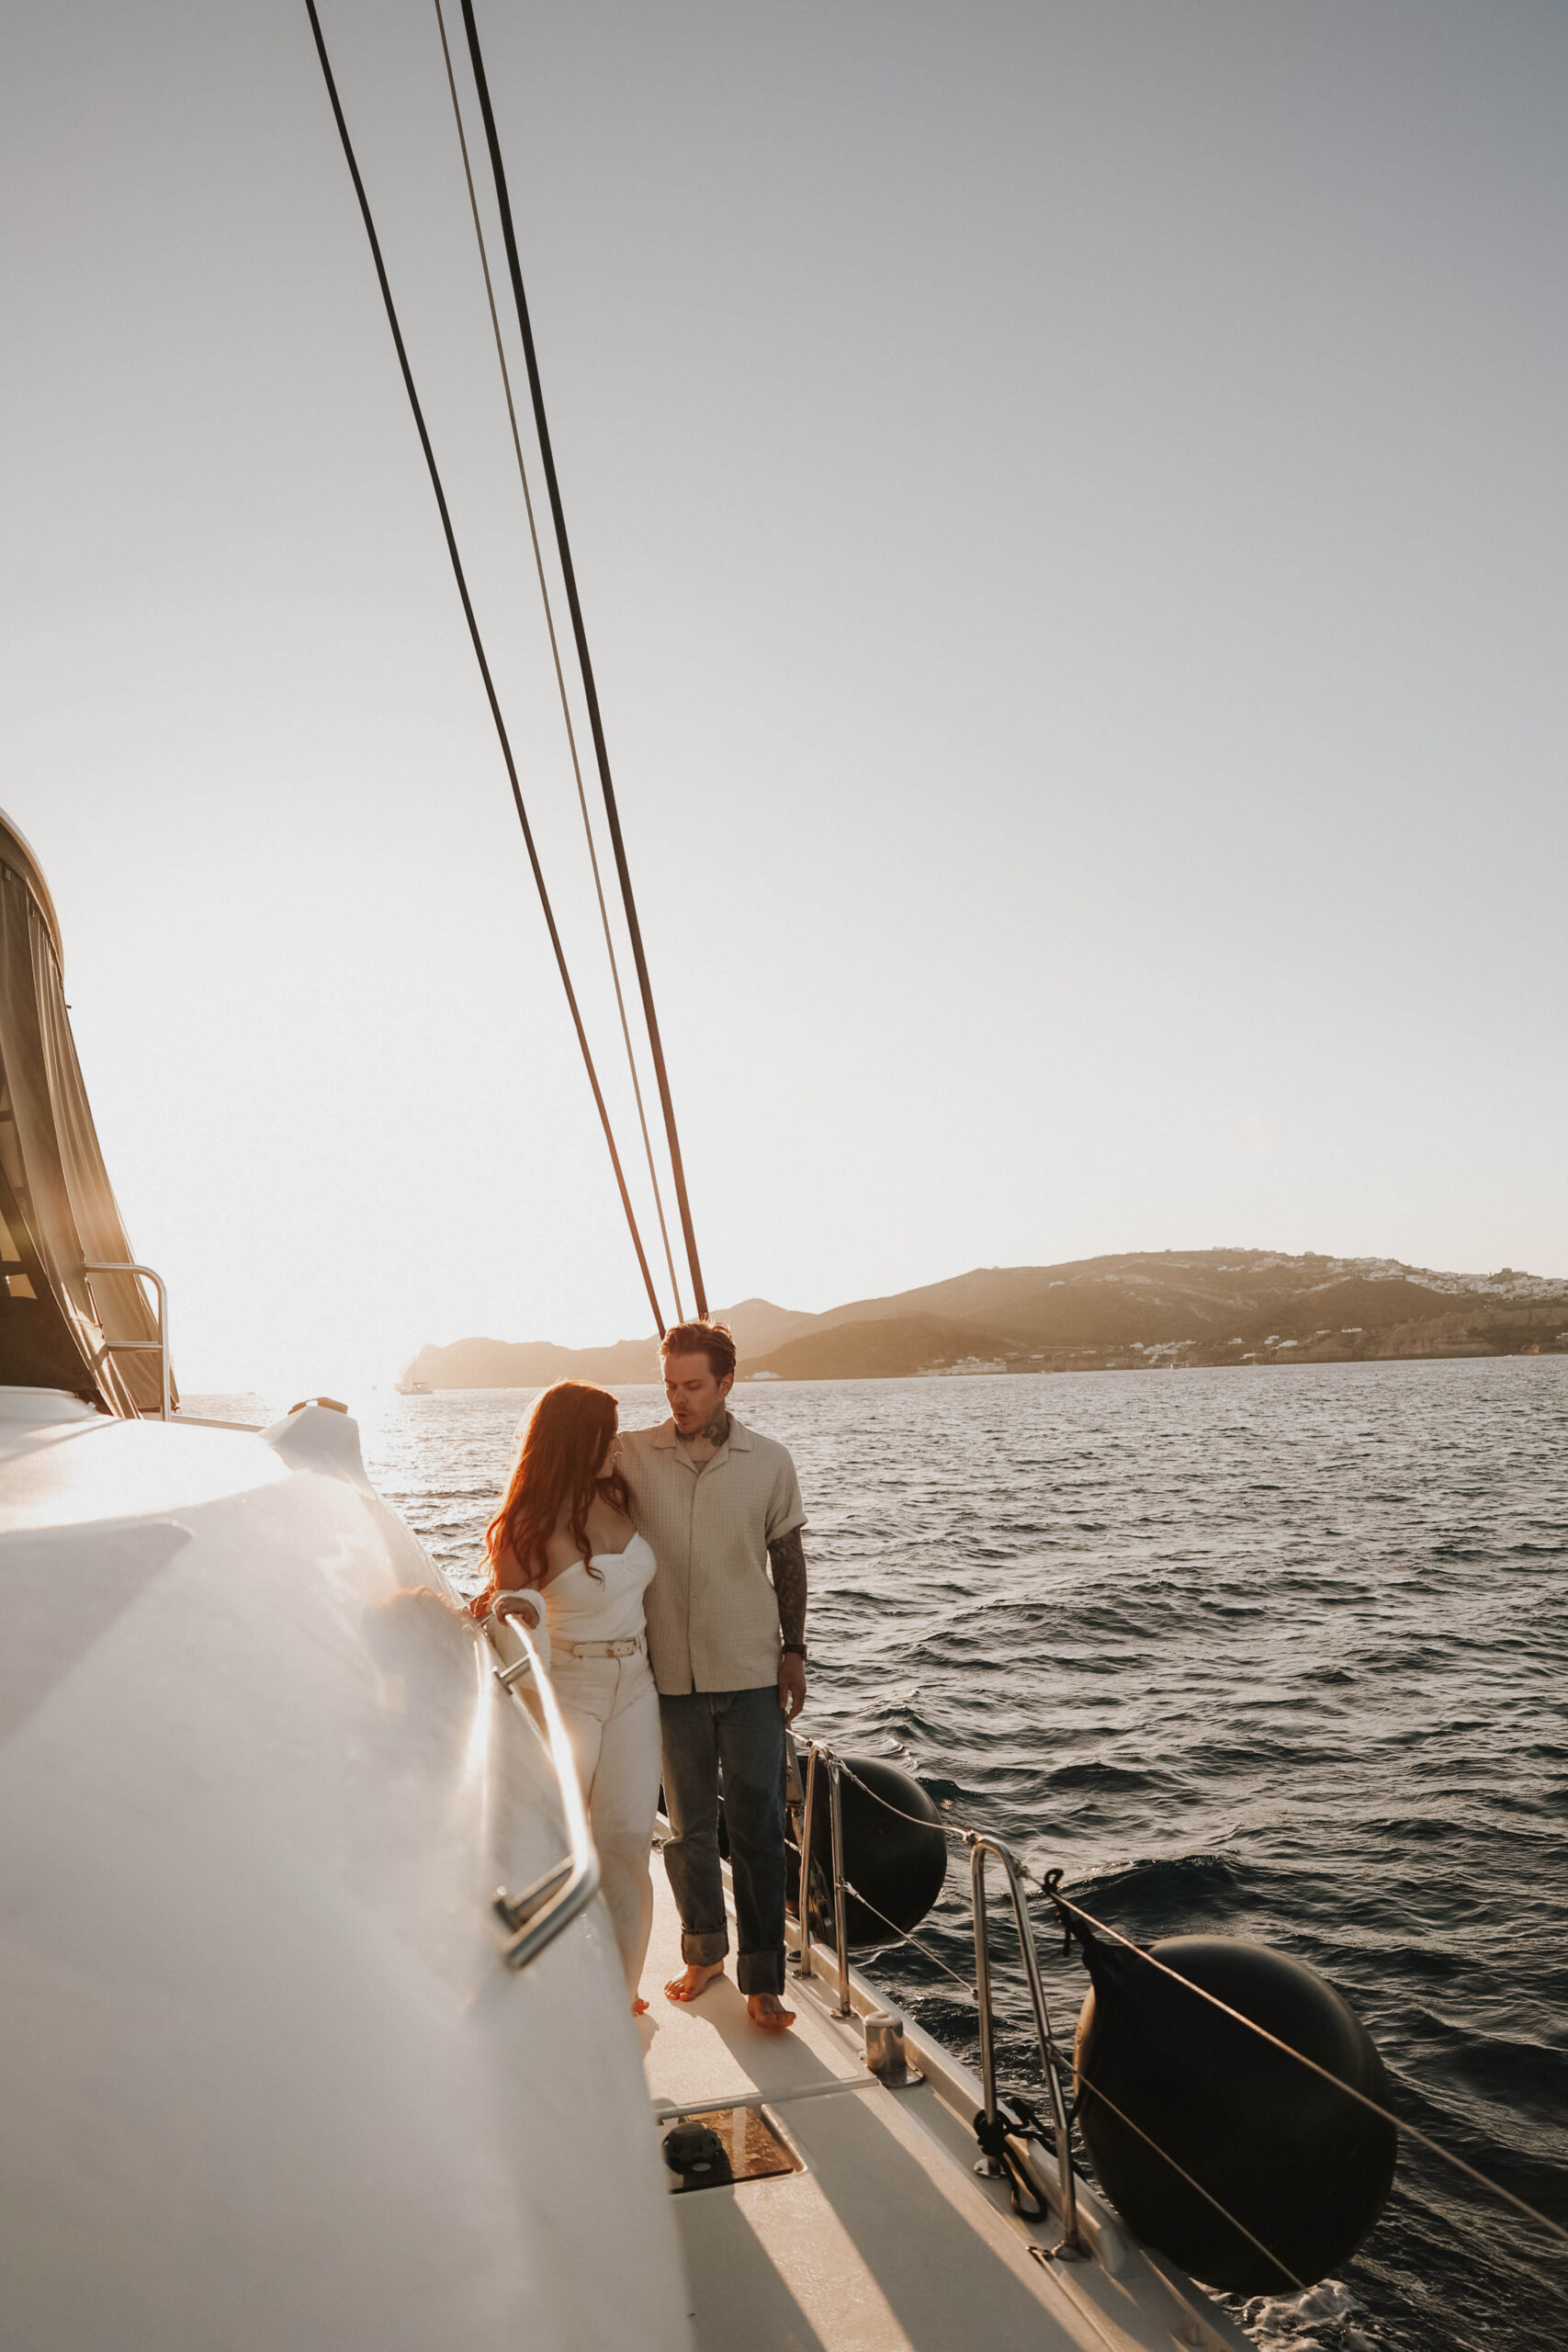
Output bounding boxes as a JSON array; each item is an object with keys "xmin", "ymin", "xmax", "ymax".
[{"xmin": 543, "ymin": 1531, "xmax": 657, "ymax": 1645}]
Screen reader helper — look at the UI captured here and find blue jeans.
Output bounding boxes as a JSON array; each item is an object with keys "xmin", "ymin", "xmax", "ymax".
[{"xmin": 660, "ymin": 1686, "xmax": 785, "ymax": 1996}]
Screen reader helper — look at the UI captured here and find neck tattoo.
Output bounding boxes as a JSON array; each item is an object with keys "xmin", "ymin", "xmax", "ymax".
[{"xmin": 678, "ymin": 1407, "xmax": 731, "ymax": 1448}]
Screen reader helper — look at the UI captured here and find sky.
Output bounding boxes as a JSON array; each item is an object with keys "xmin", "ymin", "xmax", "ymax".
[{"xmin": 4, "ymin": 0, "xmax": 1565, "ymax": 1396}]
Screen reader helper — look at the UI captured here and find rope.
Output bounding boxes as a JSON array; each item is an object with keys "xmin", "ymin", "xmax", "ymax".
[
  {"xmin": 457, "ymin": 0, "xmax": 709, "ymax": 1319},
  {"xmin": 837, "ymin": 1758, "xmax": 970, "ymax": 1841},
  {"xmin": 973, "ymin": 2100, "xmax": 1047, "ymax": 2222},
  {"xmin": 430, "ymin": 0, "xmax": 685, "ymax": 1327},
  {"xmin": 301, "ymin": 0, "xmax": 667, "ymax": 1340},
  {"xmin": 820, "ymin": 1750, "xmax": 1568, "ymax": 2258}
]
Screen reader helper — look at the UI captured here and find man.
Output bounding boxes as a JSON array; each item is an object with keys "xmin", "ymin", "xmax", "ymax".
[{"xmin": 621, "ymin": 1319, "xmax": 808, "ymax": 2032}]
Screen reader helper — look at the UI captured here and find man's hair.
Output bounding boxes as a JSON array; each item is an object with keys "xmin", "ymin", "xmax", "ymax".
[{"xmin": 660, "ymin": 1319, "xmax": 738, "ymax": 1382}]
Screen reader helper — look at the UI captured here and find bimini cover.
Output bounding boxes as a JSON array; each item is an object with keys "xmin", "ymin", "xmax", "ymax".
[{"xmin": 0, "ymin": 809, "xmax": 170, "ymax": 1414}]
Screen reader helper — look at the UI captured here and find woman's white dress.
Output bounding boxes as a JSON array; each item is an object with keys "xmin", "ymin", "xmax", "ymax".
[{"xmin": 543, "ymin": 1532, "xmax": 661, "ymax": 1998}]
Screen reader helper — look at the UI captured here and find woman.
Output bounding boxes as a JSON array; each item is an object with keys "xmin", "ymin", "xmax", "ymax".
[{"xmin": 473, "ymin": 1382, "xmax": 660, "ymax": 2010}]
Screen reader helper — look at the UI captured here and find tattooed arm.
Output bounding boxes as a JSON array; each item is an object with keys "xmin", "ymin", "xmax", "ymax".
[
  {"xmin": 768, "ymin": 1527, "xmax": 808, "ymax": 1722},
  {"xmin": 768, "ymin": 1528, "xmax": 808, "ymax": 1647}
]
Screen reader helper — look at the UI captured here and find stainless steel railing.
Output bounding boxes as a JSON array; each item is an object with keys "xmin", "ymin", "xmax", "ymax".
[
  {"xmin": 789, "ymin": 1734, "xmax": 1082, "ymax": 2254},
  {"xmin": 84, "ymin": 1260, "xmax": 171, "ymax": 1419},
  {"xmin": 484, "ymin": 1591, "xmax": 602, "ymax": 1971},
  {"xmin": 790, "ymin": 1739, "xmax": 853, "ymax": 2017},
  {"xmin": 967, "ymin": 1830, "xmax": 1083, "ymax": 2257}
]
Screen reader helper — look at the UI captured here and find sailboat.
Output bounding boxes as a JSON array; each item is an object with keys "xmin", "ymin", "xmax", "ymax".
[
  {"xmin": 5, "ymin": 794, "xmax": 1292, "ymax": 2350},
  {"xmin": 1, "ymin": 14, "xmax": 1418, "ymax": 2350},
  {"xmin": 1, "ymin": 798, "xmax": 1279, "ymax": 2351}
]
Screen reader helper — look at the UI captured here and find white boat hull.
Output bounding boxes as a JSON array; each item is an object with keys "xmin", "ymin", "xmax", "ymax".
[{"xmin": 0, "ymin": 1396, "xmax": 689, "ymax": 2351}]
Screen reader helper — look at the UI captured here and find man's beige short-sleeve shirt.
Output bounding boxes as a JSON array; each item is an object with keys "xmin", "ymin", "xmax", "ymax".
[{"xmin": 622, "ymin": 1417, "xmax": 807, "ymax": 1696}]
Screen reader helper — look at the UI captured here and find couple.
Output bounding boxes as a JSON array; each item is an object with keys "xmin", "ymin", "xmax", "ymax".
[{"xmin": 475, "ymin": 1320, "xmax": 809, "ymax": 2031}]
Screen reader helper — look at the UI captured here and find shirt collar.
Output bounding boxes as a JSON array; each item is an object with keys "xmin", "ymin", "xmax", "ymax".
[{"xmin": 649, "ymin": 1414, "xmax": 752, "ymax": 1453}]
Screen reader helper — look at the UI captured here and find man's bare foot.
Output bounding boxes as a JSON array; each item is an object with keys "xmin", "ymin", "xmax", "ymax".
[
  {"xmin": 664, "ymin": 1961, "xmax": 725, "ymax": 2004},
  {"xmin": 747, "ymin": 1993, "xmax": 796, "ymax": 2033},
  {"xmin": 632, "ymin": 1996, "xmax": 649, "ymax": 2016}
]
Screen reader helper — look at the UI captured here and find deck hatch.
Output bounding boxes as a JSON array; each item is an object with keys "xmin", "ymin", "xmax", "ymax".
[{"xmin": 660, "ymin": 2103, "xmax": 803, "ymax": 2191}]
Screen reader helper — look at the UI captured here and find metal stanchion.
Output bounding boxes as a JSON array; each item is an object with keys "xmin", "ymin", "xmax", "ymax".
[
  {"xmin": 967, "ymin": 1832, "xmax": 1084, "ymax": 2257},
  {"xmin": 827, "ymin": 1755, "xmax": 852, "ymax": 2018},
  {"xmin": 970, "ymin": 1838, "xmax": 1004, "ymax": 2175},
  {"xmin": 793, "ymin": 1743, "xmax": 819, "ymax": 1980}
]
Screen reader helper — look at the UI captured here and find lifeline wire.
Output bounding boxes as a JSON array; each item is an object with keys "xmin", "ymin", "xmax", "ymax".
[
  {"xmin": 457, "ymin": 0, "xmax": 710, "ymax": 1320},
  {"xmin": 830, "ymin": 1758, "xmax": 1568, "ymax": 2257},
  {"xmin": 430, "ymin": 0, "xmax": 685, "ymax": 1326},
  {"xmin": 301, "ymin": 0, "xmax": 667, "ymax": 1338},
  {"xmin": 832, "ymin": 1875, "xmax": 976, "ymax": 2000}
]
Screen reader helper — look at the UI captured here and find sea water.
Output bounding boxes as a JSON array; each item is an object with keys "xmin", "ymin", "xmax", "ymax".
[{"xmin": 204, "ymin": 1355, "xmax": 1568, "ymax": 2350}]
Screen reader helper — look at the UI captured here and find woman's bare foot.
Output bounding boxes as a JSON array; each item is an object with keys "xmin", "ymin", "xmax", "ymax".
[
  {"xmin": 747, "ymin": 1993, "xmax": 796, "ymax": 2033},
  {"xmin": 632, "ymin": 1996, "xmax": 649, "ymax": 2016},
  {"xmin": 664, "ymin": 1961, "xmax": 725, "ymax": 2003}
]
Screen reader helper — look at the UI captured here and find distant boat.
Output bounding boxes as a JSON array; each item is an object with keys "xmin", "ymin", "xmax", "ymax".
[{"xmin": 395, "ymin": 1378, "xmax": 433, "ymax": 1396}]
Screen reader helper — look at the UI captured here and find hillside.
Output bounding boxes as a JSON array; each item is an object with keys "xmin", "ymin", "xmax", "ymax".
[
  {"xmin": 750, "ymin": 1313, "xmax": 1017, "ymax": 1384},
  {"xmin": 403, "ymin": 1251, "xmax": 1568, "ymax": 1388},
  {"xmin": 742, "ymin": 1252, "xmax": 1568, "ymax": 1378},
  {"xmin": 407, "ymin": 1297, "xmax": 812, "ymax": 1390}
]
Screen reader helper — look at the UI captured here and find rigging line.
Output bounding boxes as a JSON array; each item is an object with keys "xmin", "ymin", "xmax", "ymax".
[
  {"xmin": 457, "ymin": 0, "xmax": 710, "ymax": 1320},
  {"xmin": 831, "ymin": 1758, "xmax": 1568, "ymax": 2259},
  {"xmin": 836, "ymin": 1759, "xmax": 971, "ymax": 1841},
  {"xmin": 835, "ymin": 1883, "xmax": 976, "ymax": 1998},
  {"xmin": 430, "ymin": 0, "xmax": 685, "ymax": 1326},
  {"xmin": 301, "ymin": 0, "xmax": 667, "ymax": 1340},
  {"xmin": 1045, "ymin": 1885, "xmax": 1568, "ymax": 2256}
]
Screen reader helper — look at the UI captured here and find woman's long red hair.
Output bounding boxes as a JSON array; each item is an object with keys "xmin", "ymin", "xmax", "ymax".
[{"xmin": 471, "ymin": 1381, "xmax": 628, "ymax": 1618}]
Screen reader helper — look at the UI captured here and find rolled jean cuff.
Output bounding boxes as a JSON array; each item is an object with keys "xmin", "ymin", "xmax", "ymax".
[
  {"xmin": 737, "ymin": 1948, "xmax": 785, "ymax": 1997},
  {"xmin": 681, "ymin": 1927, "xmax": 728, "ymax": 1966}
]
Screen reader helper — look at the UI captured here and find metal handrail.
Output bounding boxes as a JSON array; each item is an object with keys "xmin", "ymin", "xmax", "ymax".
[
  {"xmin": 790, "ymin": 1738, "xmax": 852, "ymax": 2016},
  {"xmin": 84, "ymin": 1261, "xmax": 171, "ymax": 1419},
  {"xmin": 793, "ymin": 1740, "xmax": 819, "ymax": 1979},
  {"xmin": 793, "ymin": 1734, "xmax": 1082, "ymax": 2252},
  {"xmin": 968, "ymin": 1831, "xmax": 1083, "ymax": 2258},
  {"xmin": 484, "ymin": 1591, "xmax": 601, "ymax": 1971},
  {"xmin": 827, "ymin": 1755, "xmax": 852, "ymax": 2017}
]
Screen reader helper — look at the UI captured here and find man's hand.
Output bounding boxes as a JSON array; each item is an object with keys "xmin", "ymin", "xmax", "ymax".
[{"xmin": 778, "ymin": 1652, "xmax": 807, "ymax": 1724}]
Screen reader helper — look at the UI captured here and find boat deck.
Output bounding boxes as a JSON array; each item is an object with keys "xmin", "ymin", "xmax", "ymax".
[{"xmin": 636, "ymin": 1861, "xmax": 1247, "ymax": 2352}]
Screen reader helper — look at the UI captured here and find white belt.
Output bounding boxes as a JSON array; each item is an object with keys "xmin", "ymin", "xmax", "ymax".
[{"xmin": 555, "ymin": 1633, "xmax": 647, "ymax": 1659}]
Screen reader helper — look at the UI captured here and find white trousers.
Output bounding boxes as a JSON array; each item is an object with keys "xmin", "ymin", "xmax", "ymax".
[{"xmin": 550, "ymin": 1649, "xmax": 662, "ymax": 1998}]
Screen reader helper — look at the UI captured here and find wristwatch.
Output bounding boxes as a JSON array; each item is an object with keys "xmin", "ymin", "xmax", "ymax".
[{"xmin": 781, "ymin": 1643, "xmax": 807, "ymax": 1659}]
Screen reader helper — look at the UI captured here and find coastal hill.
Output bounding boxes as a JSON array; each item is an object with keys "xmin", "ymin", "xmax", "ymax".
[
  {"xmin": 402, "ymin": 1250, "xmax": 1568, "ymax": 1387},
  {"xmin": 405, "ymin": 1298, "xmax": 816, "ymax": 1390}
]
